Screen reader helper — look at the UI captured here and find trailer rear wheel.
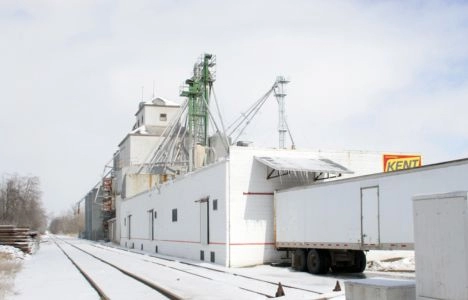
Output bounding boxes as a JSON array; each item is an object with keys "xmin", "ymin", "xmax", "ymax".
[
  {"xmin": 350, "ymin": 250, "xmax": 366, "ymax": 273},
  {"xmin": 292, "ymin": 249, "xmax": 307, "ymax": 271},
  {"xmin": 319, "ymin": 250, "xmax": 331, "ymax": 274},
  {"xmin": 307, "ymin": 249, "xmax": 329, "ymax": 274}
]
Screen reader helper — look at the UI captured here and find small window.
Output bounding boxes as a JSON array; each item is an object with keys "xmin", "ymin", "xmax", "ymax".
[
  {"xmin": 210, "ymin": 251, "xmax": 215, "ymax": 263},
  {"xmin": 124, "ymin": 217, "xmax": 126, "ymax": 226},
  {"xmin": 213, "ymin": 199, "xmax": 218, "ymax": 211},
  {"xmin": 200, "ymin": 250, "xmax": 205, "ymax": 261},
  {"xmin": 154, "ymin": 211, "xmax": 157, "ymax": 219},
  {"xmin": 160, "ymin": 113, "xmax": 167, "ymax": 121},
  {"xmin": 172, "ymin": 209, "xmax": 178, "ymax": 222}
]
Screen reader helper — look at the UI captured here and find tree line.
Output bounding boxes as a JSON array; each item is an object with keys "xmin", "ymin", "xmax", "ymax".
[
  {"xmin": 0, "ymin": 174, "xmax": 47, "ymax": 232},
  {"xmin": 48, "ymin": 209, "xmax": 83, "ymax": 235}
]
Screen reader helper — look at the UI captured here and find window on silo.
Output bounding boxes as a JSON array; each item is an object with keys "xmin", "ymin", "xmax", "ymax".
[
  {"xmin": 213, "ymin": 199, "xmax": 218, "ymax": 211},
  {"xmin": 172, "ymin": 208, "xmax": 178, "ymax": 222},
  {"xmin": 160, "ymin": 113, "xmax": 167, "ymax": 121}
]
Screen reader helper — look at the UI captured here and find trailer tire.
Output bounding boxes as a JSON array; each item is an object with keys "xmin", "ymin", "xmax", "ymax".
[
  {"xmin": 293, "ymin": 249, "xmax": 307, "ymax": 271},
  {"xmin": 320, "ymin": 250, "xmax": 331, "ymax": 274},
  {"xmin": 350, "ymin": 250, "xmax": 366, "ymax": 273},
  {"xmin": 307, "ymin": 249, "xmax": 329, "ymax": 274}
]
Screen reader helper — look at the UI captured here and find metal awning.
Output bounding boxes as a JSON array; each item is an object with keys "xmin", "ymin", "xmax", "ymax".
[{"xmin": 254, "ymin": 156, "xmax": 353, "ymax": 177}]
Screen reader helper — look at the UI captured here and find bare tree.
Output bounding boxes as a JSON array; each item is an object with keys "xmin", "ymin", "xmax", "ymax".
[
  {"xmin": 0, "ymin": 174, "xmax": 47, "ymax": 232},
  {"xmin": 49, "ymin": 207, "xmax": 83, "ymax": 235}
]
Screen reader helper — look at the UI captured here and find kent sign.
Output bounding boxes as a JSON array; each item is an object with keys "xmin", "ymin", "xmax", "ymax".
[{"xmin": 383, "ymin": 154, "xmax": 422, "ymax": 172}]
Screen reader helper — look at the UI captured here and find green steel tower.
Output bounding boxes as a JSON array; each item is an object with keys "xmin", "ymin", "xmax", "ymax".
[{"xmin": 180, "ymin": 53, "xmax": 216, "ymax": 146}]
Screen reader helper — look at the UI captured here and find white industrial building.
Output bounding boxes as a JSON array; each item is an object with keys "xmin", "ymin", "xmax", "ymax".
[
  {"xmin": 89, "ymin": 54, "xmax": 423, "ymax": 268},
  {"xmin": 112, "ymin": 96, "xmax": 409, "ymax": 267}
]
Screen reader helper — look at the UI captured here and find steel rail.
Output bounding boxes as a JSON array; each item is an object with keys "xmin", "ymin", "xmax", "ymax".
[
  {"xmin": 54, "ymin": 237, "xmax": 182, "ymax": 300},
  {"xmin": 91, "ymin": 243, "xmax": 324, "ymax": 296},
  {"xmin": 82, "ymin": 242, "xmax": 274, "ymax": 298},
  {"xmin": 52, "ymin": 238, "xmax": 110, "ymax": 300}
]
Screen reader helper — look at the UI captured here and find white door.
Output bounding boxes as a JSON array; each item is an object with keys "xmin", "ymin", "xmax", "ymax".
[
  {"xmin": 361, "ymin": 186, "xmax": 379, "ymax": 245},
  {"xmin": 200, "ymin": 198, "xmax": 209, "ymax": 245}
]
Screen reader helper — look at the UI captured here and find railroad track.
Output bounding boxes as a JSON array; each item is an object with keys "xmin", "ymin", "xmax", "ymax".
[
  {"xmin": 52, "ymin": 236, "xmax": 342, "ymax": 299},
  {"xmin": 90, "ymin": 242, "xmax": 326, "ymax": 297},
  {"xmin": 53, "ymin": 237, "xmax": 302, "ymax": 299},
  {"xmin": 52, "ymin": 237, "xmax": 180, "ymax": 299}
]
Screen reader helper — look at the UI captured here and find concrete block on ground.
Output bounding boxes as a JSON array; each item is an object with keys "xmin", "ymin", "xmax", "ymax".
[{"xmin": 345, "ymin": 278, "xmax": 415, "ymax": 300}]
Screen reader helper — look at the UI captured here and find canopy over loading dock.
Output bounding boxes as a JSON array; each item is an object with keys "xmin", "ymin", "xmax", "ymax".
[{"xmin": 254, "ymin": 156, "xmax": 353, "ymax": 180}]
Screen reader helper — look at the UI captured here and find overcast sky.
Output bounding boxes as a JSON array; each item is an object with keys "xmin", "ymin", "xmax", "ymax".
[{"xmin": 1, "ymin": 0, "xmax": 468, "ymax": 215}]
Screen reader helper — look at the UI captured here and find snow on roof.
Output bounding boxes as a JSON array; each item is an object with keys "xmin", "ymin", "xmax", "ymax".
[
  {"xmin": 151, "ymin": 97, "xmax": 179, "ymax": 106},
  {"xmin": 255, "ymin": 156, "xmax": 353, "ymax": 174}
]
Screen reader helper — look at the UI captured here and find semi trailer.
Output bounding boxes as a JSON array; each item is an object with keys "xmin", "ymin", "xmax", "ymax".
[{"xmin": 274, "ymin": 158, "xmax": 468, "ymax": 274}]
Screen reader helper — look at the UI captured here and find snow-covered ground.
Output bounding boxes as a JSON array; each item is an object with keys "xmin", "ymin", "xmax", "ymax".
[
  {"xmin": 3, "ymin": 236, "xmax": 416, "ymax": 299},
  {"xmin": 0, "ymin": 245, "xmax": 29, "ymax": 299},
  {"xmin": 366, "ymin": 250, "xmax": 415, "ymax": 273}
]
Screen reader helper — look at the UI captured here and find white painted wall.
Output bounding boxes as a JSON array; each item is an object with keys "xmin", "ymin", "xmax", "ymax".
[
  {"xmin": 226, "ymin": 146, "xmax": 390, "ymax": 266},
  {"xmin": 315, "ymin": 149, "xmax": 396, "ymax": 177},
  {"xmin": 114, "ymin": 135, "xmax": 161, "ymax": 198},
  {"xmin": 117, "ymin": 145, "xmax": 400, "ymax": 267},
  {"xmin": 129, "ymin": 135, "xmax": 162, "ymax": 166},
  {"xmin": 143, "ymin": 105, "xmax": 179, "ymax": 127},
  {"xmin": 120, "ymin": 161, "xmax": 229, "ymax": 264},
  {"xmin": 118, "ymin": 134, "xmax": 163, "ymax": 169},
  {"xmin": 123, "ymin": 174, "xmax": 158, "ymax": 199}
]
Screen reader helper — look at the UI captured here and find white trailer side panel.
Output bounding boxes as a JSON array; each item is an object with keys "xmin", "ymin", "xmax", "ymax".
[
  {"xmin": 276, "ymin": 183, "xmax": 362, "ymax": 246},
  {"xmin": 275, "ymin": 159, "xmax": 468, "ymax": 250}
]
